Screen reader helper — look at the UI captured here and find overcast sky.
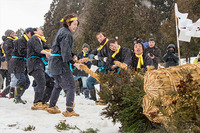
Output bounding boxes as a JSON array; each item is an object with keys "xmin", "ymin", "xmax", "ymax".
[{"xmin": 0, "ymin": 0, "xmax": 52, "ymax": 42}]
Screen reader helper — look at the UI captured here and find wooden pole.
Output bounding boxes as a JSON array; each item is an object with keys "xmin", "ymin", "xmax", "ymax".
[{"xmin": 175, "ymin": 8, "xmax": 181, "ymax": 66}]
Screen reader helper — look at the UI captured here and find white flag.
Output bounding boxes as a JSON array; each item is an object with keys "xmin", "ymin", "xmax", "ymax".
[
  {"xmin": 175, "ymin": 3, "xmax": 200, "ymax": 42},
  {"xmin": 175, "ymin": 3, "xmax": 188, "ymax": 20}
]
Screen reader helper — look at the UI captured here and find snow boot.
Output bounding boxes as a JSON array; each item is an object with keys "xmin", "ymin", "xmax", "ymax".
[
  {"xmin": 9, "ymin": 87, "xmax": 15, "ymax": 99},
  {"xmin": 46, "ymin": 106, "xmax": 61, "ymax": 114},
  {"xmin": 62, "ymin": 105, "xmax": 79, "ymax": 117},
  {"xmin": 31, "ymin": 102, "xmax": 47, "ymax": 110},
  {"xmin": 14, "ymin": 87, "xmax": 27, "ymax": 104},
  {"xmin": 89, "ymin": 89, "xmax": 97, "ymax": 101}
]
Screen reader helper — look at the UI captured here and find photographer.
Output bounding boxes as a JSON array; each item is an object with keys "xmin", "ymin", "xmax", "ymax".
[
  {"xmin": 162, "ymin": 44, "xmax": 179, "ymax": 68},
  {"xmin": 144, "ymin": 38, "xmax": 161, "ymax": 69}
]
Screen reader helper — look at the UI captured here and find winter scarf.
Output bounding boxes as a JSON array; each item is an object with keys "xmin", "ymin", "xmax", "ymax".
[
  {"xmin": 112, "ymin": 45, "xmax": 121, "ymax": 58},
  {"xmin": 135, "ymin": 54, "xmax": 144, "ymax": 69},
  {"xmin": 23, "ymin": 34, "xmax": 29, "ymax": 42},
  {"xmin": 97, "ymin": 38, "xmax": 108, "ymax": 51},
  {"xmin": 35, "ymin": 34, "xmax": 47, "ymax": 42},
  {"xmin": 7, "ymin": 36, "xmax": 18, "ymax": 40},
  {"xmin": 82, "ymin": 50, "xmax": 88, "ymax": 57}
]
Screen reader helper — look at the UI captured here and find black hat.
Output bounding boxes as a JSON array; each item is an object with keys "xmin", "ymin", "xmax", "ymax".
[
  {"xmin": 149, "ymin": 38, "xmax": 155, "ymax": 42},
  {"xmin": 82, "ymin": 43, "xmax": 90, "ymax": 49},
  {"xmin": 25, "ymin": 27, "xmax": 33, "ymax": 33},
  {"xmin": 167, "ymin": 44, "xmax": 176, "ymax": 50},
  {"xmin": 1, "ymin": 36, "xmax": 7, "ymax": 41},
  {"xmin": 5, "ymin": 29, "xmax": 14, "ymax": 37}
]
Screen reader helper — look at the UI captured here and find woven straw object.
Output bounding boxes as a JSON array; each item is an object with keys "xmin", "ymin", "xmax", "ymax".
[
  {"xmin": 113, "ymin": 61, "xmax": 128, "ymax": 70},
  {"xmin": 74, "ymin": 60, "xmax": 100, "ymax": 82},
  {"xmin": 143, "ymin": 62, "xmax": 200, "ymax": 123},
  {"xmin": 79, "ymin": 57, "xmax": 93, "ymax": 63},
  {"xmin": 144, "ymin": 62, "xmax": 200, "ymax": 99}
]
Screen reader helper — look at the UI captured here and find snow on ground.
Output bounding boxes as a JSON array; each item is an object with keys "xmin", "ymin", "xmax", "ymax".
[
  {"xmin": 0, "ymin": 74, "xmax": 121, "ymax": 133},
  {"xmin": 0, "ymin": 58, "xmax": 198, "ymax": 133}
]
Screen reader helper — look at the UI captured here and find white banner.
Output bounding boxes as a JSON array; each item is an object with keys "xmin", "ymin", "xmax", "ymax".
[{"xmin": 175, "ymin": 3, "xmax": 200, "ymax": 42}]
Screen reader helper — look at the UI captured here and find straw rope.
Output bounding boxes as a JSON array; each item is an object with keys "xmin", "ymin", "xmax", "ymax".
[
  {"xmin": 74, "ymin": 60, "xmax": 100, "ymax": 83},
  {"xmin": 113, "ymin": 61, "xmax": 128, "ymax": 70}
]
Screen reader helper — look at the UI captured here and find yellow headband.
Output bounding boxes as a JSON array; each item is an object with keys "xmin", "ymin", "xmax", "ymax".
[{"xmin": 60, "ymin": 17, "xmax": 78, "ymax": 23}]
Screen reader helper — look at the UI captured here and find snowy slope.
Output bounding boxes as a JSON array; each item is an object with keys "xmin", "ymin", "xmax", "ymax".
[{"xmin": 0, "ymin": 75, "xmax": 121, "ymax": 133}]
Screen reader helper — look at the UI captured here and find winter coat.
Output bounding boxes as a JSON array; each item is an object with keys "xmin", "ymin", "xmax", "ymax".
[
  {"xmin": 27, "ymin": 35, "xmax": 50, "ymax": 75},
  {"xmin": 127, "ymin": 53, "xmax": 153, "ymax": 71},
  {"xmin": 48, "ymin": 27, "xmax": 74, "ymax": 75},
  {"xmin": 2, "ymin": 37, "xmax": 15, "ymax": 62},
  {"xmin": 162, "ymin": 49, "xmax": 179, "ymax": 68},
  {"xmin": 9, "ymin": 36, "xmax": 28, "ymax": 73},
  {"xmin": 106, "ymin": 46, "xmax": 131, "ymax": 71},
  {"xmin": 73, "ymin": 51, "xmax": 92, "ymax": 77},
  {"xmin": 144, "ymin": 45, "xmax": 161, "ymax": 69},
  {"xmin": 90, "ymin": 42, "xmax": 111, "ymax": 73}
]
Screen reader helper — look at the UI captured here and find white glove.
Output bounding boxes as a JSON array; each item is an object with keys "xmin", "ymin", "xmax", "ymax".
[
  {"xmin": 103, "ymin": 57, "xmax": 107, "ymax": 62},
  {"xmin": 94, "ymin": 55, "xmax": 99, "ymax": 60}
]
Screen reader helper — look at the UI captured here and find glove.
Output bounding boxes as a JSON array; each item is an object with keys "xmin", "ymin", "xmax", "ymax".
[
  {"xmin": 103, "ymin": 57, "xmax": 107, "ymax": 62},
  {"xmin": 94, "ymin": 55, "xmax": 99, "ymax": 60}
]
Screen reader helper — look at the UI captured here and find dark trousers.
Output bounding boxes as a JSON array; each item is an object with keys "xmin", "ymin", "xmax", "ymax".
[
  {"xmin": 49, "ymin": 70, "xmax": 76, "ymax": 108},
  {"xmin": 87, "ymin": 76, "xmax": 98, "ymax": 91},
  {"xmin": 31, "ymin": 69, "xmax": 54, "ymax": 104},
  {"xmin": 15, "ymin": 72, "xmax": 30, "ymax": 89},
  {"xmin": 0, "ymin": 69, "xmax": 9, "ymax": 89},
  {"xmin": 43, "ymin": 74, "xmax": 54, "ymax": 103}
]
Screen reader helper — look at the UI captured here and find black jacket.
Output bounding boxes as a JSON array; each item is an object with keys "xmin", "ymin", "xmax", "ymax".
[
  {"xmin": 48, "ymin": 27, "xmax": 74, "ymax": 75},
  {"xmin": 73, "ymin": 51, "xmax": 92, "ymax": 77},
  {"xmin": 107, "ymin": 46, "xmax": 131, "ymax": 71},
  {"xmin": 9, "ymin": 36, "xmax": 28, "ymax": 73},
  {"xmin": 128, "ymin": 53, "xmax": 153, "ymax": 71},
  {"xmin": 90, "ymin": 42, "xmax": 111, "ymax": 73},
  {"xmin": 144, "ymin": 46, "xmax": 161, "ymax": 69},
  {"xmin": 27, "ymin": 35, "xmax": 50, "ymax": 75},
  {"xmin": 162, "ymin": 49, "xmax": 179, "ymax": 68},
  {"xmin": 3, "ymin": 37, "xmax": 15, "ymax": 62}
]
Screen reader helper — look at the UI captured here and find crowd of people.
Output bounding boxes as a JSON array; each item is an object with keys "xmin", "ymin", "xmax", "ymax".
[{"xmin": 0, "ymin": 13, "xmax": 199, "ymax": 117}]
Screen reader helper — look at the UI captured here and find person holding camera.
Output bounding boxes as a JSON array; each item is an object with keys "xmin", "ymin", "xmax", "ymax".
[
  {"xmin": 144, "ymin": 38, "xmax": 161, "ymax": 69},
  {"xmin": 162, "ymin": 44, "xmax": 179, "ymax": 68}
]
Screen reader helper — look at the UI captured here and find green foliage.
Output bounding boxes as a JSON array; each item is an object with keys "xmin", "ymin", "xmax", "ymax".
[
  {"xmin": 42, "ymin": 0, "xmax": 200, "ymax": 59},
  {"xmin": 98, "ymin": 69, "xmax": 163, "ymax": 132},
  {"xmin": 23, "ymin": 125, "xmax": 35, "ymax": 131},
  {"xmin": 81, "ymin": 128, "xmax": 99, "ymax": 133},
  {"xmin": 55, "ymin": 120, "xmax": 80, "ymax": 131},
  {"xmin": 155, "ymin": 70, "xmax": 200, "ymax": 132}
]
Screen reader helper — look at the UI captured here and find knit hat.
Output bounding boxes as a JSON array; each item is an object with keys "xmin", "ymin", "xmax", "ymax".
[
  {"xmin": 82, "ymin": 43, "xmax": 90, "ymax": 49},
  {"xmin": 167, "ymin": 44, "xmax": 176, "ymax": 50},
  {"xmin": 5, "ymin": 29, "xmax": 14, "ymax": 37},
  {"xmin": 25, "ymin": 27, "xmax": 33, "ymax": 33},
  {"xmin": 149, "ymin": 38, "xmax": 155, "ymax": 42}
]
